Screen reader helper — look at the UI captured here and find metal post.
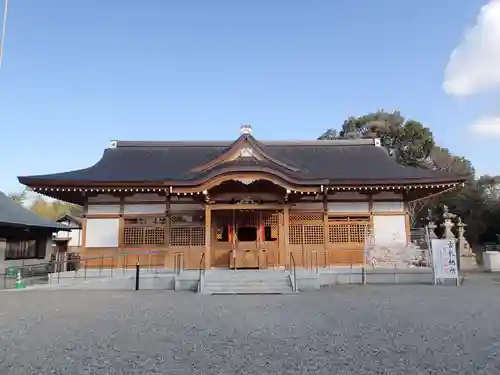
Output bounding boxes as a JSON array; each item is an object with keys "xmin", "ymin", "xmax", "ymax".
[
  {"xmin": 84, "ymin": 260, "xmax": 87, "ymax": 281},
  {"xmin": 135, "ymin": 262, "xmax": 140, "ymax": 291}
]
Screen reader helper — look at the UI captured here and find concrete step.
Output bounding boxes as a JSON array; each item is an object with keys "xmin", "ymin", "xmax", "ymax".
[
  {"xmin": 201, "ymin": 272, "xmax": 294, "ymax": 294},
  {"xmin": 203, "ymin": 286, "xmax": 293, "ymax": 294},
  {"xmin": 204, "ymin": 279, "xmax": 291, "ymax": 285}
]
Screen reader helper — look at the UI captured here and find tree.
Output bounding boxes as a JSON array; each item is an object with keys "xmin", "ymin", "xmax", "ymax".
[
  {"xmin": 319, "ymin": 110, "xmax": 435, "ymax": 167},
  {"xmin": 8, "ymin": 188, "xmax": 83, "ymax": 220},
  {"xmin": 29, "ymin": 196, "xmax": 82, "ymax": 220},
  {"xmin": 8, "ymin": 188, "xmax": 28, "ymax": 204}
]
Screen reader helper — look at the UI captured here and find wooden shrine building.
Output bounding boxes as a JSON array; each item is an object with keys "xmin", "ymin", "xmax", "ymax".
[{"xmin": 18, "ymin": 125, "xmax": 467, "ymax": 269}]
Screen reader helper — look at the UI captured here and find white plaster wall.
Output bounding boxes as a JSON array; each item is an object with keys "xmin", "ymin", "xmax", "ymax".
[
  {"xmin": 328, "ymin": 202, "xmax": 369, "ymax": 213},
  {"xmin": 55, "ymin": 228, "xmax": 82, "ymax": 246},
  {"xmin": 123, "ymin": 204, "xmax": 165, "ymax": 215},
  {"xmin": 88, "ymin": 194, "xmax": 120, "ymax": 203},
  {"xmin": 293, "ymin": 202, "xmax": 323, "ymax": 211},
  {"xmin": 125, "ymin": 193, "xmax": 164, "ymax": 202},
  {"xmin": 372, "ymin": 192, "xmax": 403, "ymax": 200},
  {"xmin": 372, "ymin": 201, "xmax": 404, "ymax": 213},
  {"xmin": 68, "ymin": 229, "xmax": 82, "ymax": 247},
  {"xmin": 87, "ymin": 205, "xmax": 120, "ymax": 215},
  {"xmin": 327, "ymin": 192, "xmax": 368, "ymax": 200},
  {"xmin": 170, "ymin": 203, "xmax": 204, "ymax": 212},
  {"xmin": 85, "ymin": 218, "xmax": 119, "ymax": 248},
  {"xmin": 372, "ymin": 215, "xmax": 407, "ymax": 244}
]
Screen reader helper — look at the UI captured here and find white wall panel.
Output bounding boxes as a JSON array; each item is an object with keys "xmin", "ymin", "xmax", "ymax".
[
  {"xmin": 293, "ymin": 202, "xmax": 323, "ymax": 211},
  {"xmin": 85, "ymin": 219, "xmax": 119, "ymax": 248},
  {"xmin": 123, "ymin": 204, "xmax": 165, "ymax": 215},
  {"xmin": 327, "ymin": 192, "xmax": 368, "ymax": 200},
  {"xmin": 87, "ymin": 205, "xmax": 120, "ymax": 215},
  {"xmin": 328, "ymin": 202, "xmax": 369, "ymax": 213},
  {"xmin": 372, "ymin": 215, "xmax": 407, "ymax": 244},
  {"xmin": 372, "ymin": 201, "xmax": 404, "ymax": 213},
  {"xmin": 88, "ymin": 194, "xmax": 120, "ymax": 203},
  {"xmin": 125, "ymin": 193, "xmax": 164, "ymax": 202},
  {"xmin": 68, "ymin": 229, "xmax": 82, "ymax": 247},
  {"xmin": 372, "ymin": 192, "xmax": 403, "ymax": 200}
]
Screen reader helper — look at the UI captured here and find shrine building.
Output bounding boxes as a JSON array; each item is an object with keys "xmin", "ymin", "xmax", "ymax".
[{"xmin": 18, "ymin": 125, "xmax": 467, "ymax": 269}]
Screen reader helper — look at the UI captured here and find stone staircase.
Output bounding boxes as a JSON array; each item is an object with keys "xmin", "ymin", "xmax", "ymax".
[{"xmin": 200, "ymin": 269, "xmax": 295, "ymax": 294}]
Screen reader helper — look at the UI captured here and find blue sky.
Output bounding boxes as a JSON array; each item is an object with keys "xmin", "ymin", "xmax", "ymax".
[{"xmin": 1, "ymin": 0, "xmax": 499, "ymax": 194}]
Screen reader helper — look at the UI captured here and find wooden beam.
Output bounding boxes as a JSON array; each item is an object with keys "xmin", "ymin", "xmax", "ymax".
[
  {"xmin": 209, "ymin": 203, "xmax": 289, "ymax": 211},
  {"xmin": 118, "ymin": 196, "xmax": 125, "ymax": 249},
  {"xmin": 204, "ymin": 205, "xmax": 211, "ymax": 269},
  {"xmin": 283, "ymin": 206, "xmax": 290, "ymax": 268},
  {"xmin": 165, "ymin": 194, "xmax": 171, "ymax": 247},
  {"xmin": 323, "ymin": 191, "xmax": 328, "ymax": 252}
]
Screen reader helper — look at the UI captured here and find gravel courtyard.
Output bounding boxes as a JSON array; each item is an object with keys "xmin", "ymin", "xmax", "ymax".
[{"xmin": 1, "ymin": 281, "xmax": 500, "ymax": 374}]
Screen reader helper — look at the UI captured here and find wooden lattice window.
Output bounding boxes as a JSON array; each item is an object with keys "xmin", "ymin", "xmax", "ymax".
[
  {"xmin": 170, "ymin": 213, "xmax": 204, "ymax": 226},
  {"xmin": 328, "ymin": 216, "xmax": 370, "ymax": 244},
  {"xmin": 289, "ymin": 213, "xmax": 323, "ymax": 222},
  {"xmin": 123, "ymin": 216, "xmax": 166, "ymax": 246},
  {"xmin": 262, "ymin": 213, "xmax": 278, "ymax": 226},
  {"xmin": 289, "ymin": 224, "xmax": 303, "ymax": 245},
  {"xmin": 289, "ymin": 213, "xmax": 324, "ymax": 245},
  {"xmin": 170, "ymin": 211, "xmax": 205, "ymax": 247},
  {"xmin": 170, "ymin": 227, "xmax": 205, "ymax": 246},
  {"xmin": 262, "ymin": 213, "xmax": 279, "ymax": 242}
]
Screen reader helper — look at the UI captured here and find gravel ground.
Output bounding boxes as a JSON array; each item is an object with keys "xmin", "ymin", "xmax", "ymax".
[{"xmin": 1, "ymin": 281, "xmax": 500, "ymax": 374}]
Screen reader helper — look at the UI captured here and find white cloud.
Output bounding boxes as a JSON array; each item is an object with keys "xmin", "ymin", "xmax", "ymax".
[
  {"xmin": 443, "ymin": 0, "xmax": 500, "ymax": 96},
  {"xmin": 469, "ymin": 116, "xmax": 500, "ymax": 136}
]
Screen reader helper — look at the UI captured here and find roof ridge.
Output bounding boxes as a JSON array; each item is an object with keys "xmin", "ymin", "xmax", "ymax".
[{"xmin": 112, "ymin": 139, "xmax": 377, "ymax": 148}]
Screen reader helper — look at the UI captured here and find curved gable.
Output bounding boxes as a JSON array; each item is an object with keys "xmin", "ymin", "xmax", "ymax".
[{"xmin": 190, "ymin": 134, "xmax": 300, "ymax": 173}]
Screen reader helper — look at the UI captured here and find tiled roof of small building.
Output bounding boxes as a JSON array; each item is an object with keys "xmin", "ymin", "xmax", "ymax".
[{"xmin": 0, "ymin": 191, "xmax": 68, "ymax": 230}]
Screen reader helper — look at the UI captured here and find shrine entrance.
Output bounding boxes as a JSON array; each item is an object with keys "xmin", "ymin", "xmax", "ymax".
[{"xmin": 211, "ymin": 209, "xmax": 281, "ymax": 269}]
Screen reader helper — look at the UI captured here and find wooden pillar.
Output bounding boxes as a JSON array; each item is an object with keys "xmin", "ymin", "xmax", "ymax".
[
  {"xmin": 403, "ymin": 199, "xmax": 411, "ymax": 243},
  {"xmin": 323, "ymin": 192, "xmax": 328, "ymax": 251},
  {"xmin": 81, "ymin": 196, "xmax": 88, "ymax": 248},
  {"xmin": 204, "ymin": 205, "xmax": 211, "ymax": 269},
  {"xmin": 118, "ymin": 196, "xmax": 125, "ymax": 250},
  {"xmin": 165, "ymin": 193, "xmax": 171, "ymax": 248},
  {"xmin": 283, "ymin": 206, "xmax": 290, "ymax": 267}
]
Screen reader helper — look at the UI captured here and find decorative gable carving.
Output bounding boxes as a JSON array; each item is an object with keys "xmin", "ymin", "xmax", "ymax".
[
  {"xmin": 190, "ymin": 134, "xmax": 299, "ymax": 173},
  {"xmin": 239, "ymin": 147, "xmax": 254, "ymax": 158}
]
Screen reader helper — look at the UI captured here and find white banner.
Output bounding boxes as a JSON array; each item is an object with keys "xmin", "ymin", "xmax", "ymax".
[{"xmin": 431, "ymin": 239, "xmax": 459, "ymax": 285}]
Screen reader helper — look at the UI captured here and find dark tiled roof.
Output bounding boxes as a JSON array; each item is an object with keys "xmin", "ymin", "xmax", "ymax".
[
  {"xmin": 0, "ymin": 192, "xmax": 68, "ymax": 230},
  {"xmin": 56, "ymin": 214, "xmax": 82, "ymax": 228},
  {"xmin": 18, "ymin": 135, "xmax": 467, "ymax": 187}
]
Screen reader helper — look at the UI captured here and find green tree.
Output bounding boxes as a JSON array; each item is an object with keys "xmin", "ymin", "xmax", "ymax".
[
  {"xmin": 8, "ymin": 188, "xmax": 28, "ymax": 204},
  {"xmin": 29, "ymin": 196, "xmax": 82, "ymax": 220},
  {"xmin": 318, "ymin": 110, "xmax": 435, "ymax": 167},
  {"xmin": 318, "ymin": 110, "xmax": 500, "ymax": 248}
]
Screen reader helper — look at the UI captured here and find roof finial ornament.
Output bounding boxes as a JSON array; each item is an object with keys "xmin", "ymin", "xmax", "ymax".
[{"xmin": 240, "ymin": 124, "xmax": 252, "ymax": 135}]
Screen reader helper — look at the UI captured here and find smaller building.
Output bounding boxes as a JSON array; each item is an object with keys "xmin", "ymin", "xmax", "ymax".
[
  {"xmin": 54, "ymin": 214, "xmax": 83, "ymax": 249},
  {"xmin": 0, "ymin": 191, "xmax": 68, "ymax": 271}
]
